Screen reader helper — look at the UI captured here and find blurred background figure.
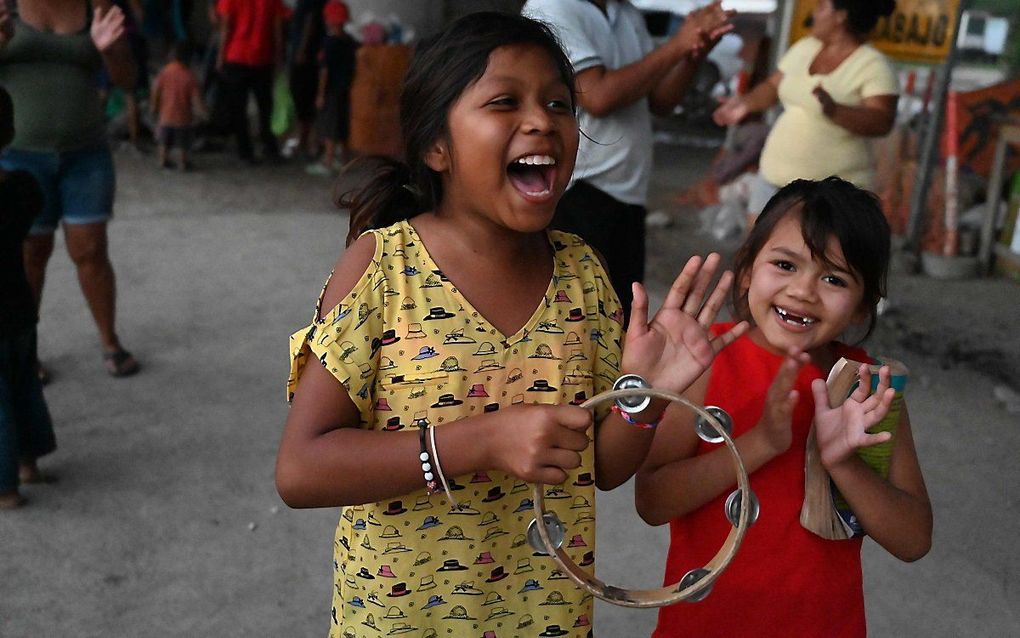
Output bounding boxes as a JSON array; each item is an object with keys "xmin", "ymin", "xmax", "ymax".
[
  {"xmin": 0, "ymin": 0, "xmax": 141, "ymax": 379},
  {"xmin": 151, "ymin": 41, "xmax": 205, "ymax": 170},
  {"xmin": 305, "ymin": 0, "xmax": 355, "ymax": 176},
  {"xmin": 215, "ymin": 0, "xmax": 287, "ymax": 163},
  {"xmin": 283, "ymin": 0, "xmax": 326, "ymax": 160},
  {"xmin": 713, "ymin": 0, "xmax": 899, "ymax": 226}
]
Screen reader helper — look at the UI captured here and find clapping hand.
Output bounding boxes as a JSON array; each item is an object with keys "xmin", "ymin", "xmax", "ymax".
[
  {"xmin": 621, "ymin": 253, "xmax": 749, "ymax": 395},
  {"xmin": 811, "ymin": 364, "xmax": 895, "ymax": 471},
  {"xmin": 712, "ymin": 95, "xmax": 749, "ymax": 126},
  {"xmin": 673, "ymin": 1, "xmax": 735, "ymax": 59},
  {"xmin": 91, "ymin": 4, "xmax": 126, "ymax": 52}
]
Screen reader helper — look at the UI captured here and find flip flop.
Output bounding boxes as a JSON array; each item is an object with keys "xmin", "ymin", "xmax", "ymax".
[{"xmin": 103, "ymin": 349, "xmax": 140, "ymax": 378}]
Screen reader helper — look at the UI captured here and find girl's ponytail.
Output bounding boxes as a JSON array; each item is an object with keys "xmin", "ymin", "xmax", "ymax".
[{"xmin": 339, "ymin": 157, "xmax": 432, "ymax": 247}]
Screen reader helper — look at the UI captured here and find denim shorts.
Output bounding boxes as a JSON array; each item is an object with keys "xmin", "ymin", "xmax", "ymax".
[{"xmin": 0, "ymin": 144, "xmax": 116, "ymax": 235}]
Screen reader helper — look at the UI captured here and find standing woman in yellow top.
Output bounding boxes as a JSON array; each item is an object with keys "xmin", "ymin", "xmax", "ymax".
[{"xmin": 714, "ymin": 0, "xmax": 898, "ymax": 220}]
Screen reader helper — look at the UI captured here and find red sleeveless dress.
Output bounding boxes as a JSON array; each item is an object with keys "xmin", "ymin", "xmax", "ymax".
[{"xmin": 654, "ymin": 324, "xmax": 871, "ymax": 637}]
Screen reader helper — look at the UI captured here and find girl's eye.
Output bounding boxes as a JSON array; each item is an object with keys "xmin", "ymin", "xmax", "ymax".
[
  {"xmin": 488, "ymin": 97, "xmax": 517, "ymax": 107},
  {"xmin": 823, "ymin": 275, "xmax": 848, "ymax": 287},
  {"xmin": 773, "ymin": 260, "xmax": 795, "ymax": 272},
  {"xmin": 547, "ymin": 98, "xmax": 571, "ymax": 111}
]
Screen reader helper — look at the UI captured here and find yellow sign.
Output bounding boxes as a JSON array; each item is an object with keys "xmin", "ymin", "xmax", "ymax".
[{"xmin": 788, "ymin": 0, "xmax": 960, "ymax": 64}]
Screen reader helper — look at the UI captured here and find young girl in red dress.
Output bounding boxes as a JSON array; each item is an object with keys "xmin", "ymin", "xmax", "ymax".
[{"xmin": 637, "ymin": 177, "xmax": 932, "ymax": 637}]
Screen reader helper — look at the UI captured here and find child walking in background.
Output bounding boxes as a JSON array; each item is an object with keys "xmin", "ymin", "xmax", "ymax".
[
  {"xmin": 305, "ymin": 0, "xmax": 355, "ymax": 176},
  {"xmin": 276, "ymin": 13, "xmax": 746, "ymax": 637},
  {"xmin": 151, "ymin": 42, "xmax": 204, "ymax": 170},
  {"xmin": 636, "ymin": 177, "xmax": 932, "ymax": 637},
  {"xmin": 0, "ymin": 86, "xmax": 56, "ymax": 509}
]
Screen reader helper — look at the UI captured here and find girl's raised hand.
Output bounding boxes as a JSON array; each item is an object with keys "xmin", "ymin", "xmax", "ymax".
[
  {"xmin": 484, "ymin": 403, "xmax": 593, "ymax": 486},
  {"xmin": 622, "ymin": 253, "xmax": 749, "ymax": 394},
  {"xmin": 90, "ymin": 4, "xmax": 126, "ymax": 52},
  {"xmin": 756, "ymin": 349, "xmax": 809, "ymax": 455},
  {"xmin": 811, "ymin": 364, "xmax": 895, "ymax": 470}
]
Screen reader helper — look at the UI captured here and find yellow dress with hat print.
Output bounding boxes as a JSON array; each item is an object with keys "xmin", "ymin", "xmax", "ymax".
[{"xmin": 288, "ymin": 220, "xmax": 623, "ymax": 638}]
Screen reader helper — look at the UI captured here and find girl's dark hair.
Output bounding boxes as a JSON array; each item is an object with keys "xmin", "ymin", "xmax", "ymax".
[
  {"xmin": 730, "ymin": 176, "xmax": 891, "ymax": 340},
  {"xmin": 340, "ymin": 11, "xmax": 576, "ymax": 247},
  {"xmin": 833, "ymin": 0, "xmax": 896, "ymax": 37}
]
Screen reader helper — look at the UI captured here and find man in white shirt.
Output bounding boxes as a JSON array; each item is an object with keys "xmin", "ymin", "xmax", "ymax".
[{"xmin": 522, "ymin": 0, "xmax": 731, "ymax": 319}]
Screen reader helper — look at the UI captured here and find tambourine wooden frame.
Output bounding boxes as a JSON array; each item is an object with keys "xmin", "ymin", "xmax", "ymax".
[{"xmin": 531, "ymin": 386, "xmax": 753, "ymax": 608}]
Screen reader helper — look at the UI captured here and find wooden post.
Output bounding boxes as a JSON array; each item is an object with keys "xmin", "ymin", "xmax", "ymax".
[{"xmin": 904, "ymin": 0, "xmax": 969, "ymax": 261}]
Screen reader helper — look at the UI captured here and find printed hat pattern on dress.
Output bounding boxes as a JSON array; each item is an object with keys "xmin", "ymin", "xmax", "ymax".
[
  {"xmin": 485, "ymin": 606, "xmax": 514, "ymax": 620},
  {"xmin": 519, "ymin": 578, "xmax": 542, "ymax": 592},
  {"xmin": 382, "ymin": 416, "xmax": 405, "ymax": 431},
  {"xmin": 387, "ymin": 622, "xmax": 416, "ymax": 634},
  {"xmin": 431, "ymin": 393, "xmax": 463, "ymax": 408},
  {"xmin": 422, "ymin": 594, "xmax": 445, "ymax": 608},
  {"xmin": 411, "ymin": 346, "xmax": 438, "ymax": 360},
  {"xmin": 567, "ymin": 534, "xmax": 587, "ymax": 548},
  {"xmin": 405, "ymin": 322, "xmax": 426, "ymax": 339},
  {"xmin": 436, "ymin": 559, "xmax": 468, "ymax": 572},
  {"xmin": 387, "ymin": 582, "xmax": 410, "ymax": 597},
  {"xmin": 539, "ymin": 625, "xmax": 569, "ymax": 636},
  {"xmin": 377, "ymin": 564, "xmax": 397, "ymax": 578},
  {"xmin": 527, "ymin": 379, "xmax": 557, "ymax": 392},
  {"xmin": 287, "ymin": 223, "xmax": 623, "ymax": 634},
  {"xmin": 482, "ymin": 592, "xmax": 504, "ymax": 606},
  {"xmin": 416, "ymin": 515, "xmax": 441, "ymax": 530},
  {"xmin": 383, "ymin": 604, "xmax": 406, "ymax": 618},
  {"xmin": 423, "ymin": 306, "xmax": 455, "ymax": 320},
  {"xmin": 514, "ymin": 558, "xmax": 533, "ymax": 573},
  {"xmin": 443, "ymin": 605, "xmax": 475, "ymax": 620},
  {"xmin": 466, "ymin": 383, "xmax": 489, "ymax": 397},
  {"xmin": 418, "ymin": 575, "xmax": 437, "ymax": 590},
  {"xmin": 453, "ymin": 581, "xmax": 484, "ymax": 595}
]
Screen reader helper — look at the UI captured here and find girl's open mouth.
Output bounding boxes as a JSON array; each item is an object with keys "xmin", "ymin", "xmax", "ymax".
[
  {"xmin": 507, "ymin": 154, "xmax": 557, "ymax": 201},
  {"xmin": 773, "ymin": 306, "xmax": 816, "ymax": 327}
]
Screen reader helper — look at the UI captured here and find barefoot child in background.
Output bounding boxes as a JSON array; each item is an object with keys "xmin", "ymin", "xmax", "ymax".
[
  {"xmin": 151, "ymin": 42, "xmax": 204, "ymax": 170},
  {"xmin": 637, "ymin": 177, "xmax": 932, "ymax": 637},
  {"xmin": 277, "ymin": 12, "xmax": 744, "ymax": 637},
  {"xmin": 0, "ymin": 86, "xmax": 56, "ymax": 509}
]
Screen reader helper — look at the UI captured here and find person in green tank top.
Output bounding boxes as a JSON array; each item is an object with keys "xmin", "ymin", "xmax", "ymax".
[{"xmin": 0, "ymin": 0, "xmax": 141, "ymax": 378}]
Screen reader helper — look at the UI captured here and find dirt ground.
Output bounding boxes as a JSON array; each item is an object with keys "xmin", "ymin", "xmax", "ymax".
[{"xmin": 1, "ymin": 141, "xmax": 1017, "ymax": 637}]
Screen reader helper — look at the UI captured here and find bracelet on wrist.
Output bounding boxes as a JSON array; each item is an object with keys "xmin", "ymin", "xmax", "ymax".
[{"xmin": 611, "ymin": 404, "xmax": 664, "ymax": 430}]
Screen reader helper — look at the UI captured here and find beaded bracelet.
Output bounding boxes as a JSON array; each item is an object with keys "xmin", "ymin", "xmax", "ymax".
[
  {"xmin": 611, "ymin": 403, "xmax": 665, "ymax": 430},
  {"xmin": 428, "ymin": 423, "xmax": 462, "ymax": 510},
  {"xmin": 418, "ymin": 425, "xmax": 438, "ymax": 494}
]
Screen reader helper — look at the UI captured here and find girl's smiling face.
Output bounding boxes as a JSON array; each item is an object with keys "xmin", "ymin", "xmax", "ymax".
[
  {"xmin": 427, "ymin": 43, "xmax": 578, "ymax": 233},
  {"xmin": 745, "ymin": 213, "xmax": 866, "ymax": 357}
]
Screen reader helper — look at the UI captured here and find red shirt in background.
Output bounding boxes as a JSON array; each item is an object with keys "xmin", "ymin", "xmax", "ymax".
[
  {"xmin": 152, "ymin": 61, "xmax": 200, "ymax": 128},
  {"xmin": 217, "ymin": 0, "xmax": 287, "ymax": 67}
]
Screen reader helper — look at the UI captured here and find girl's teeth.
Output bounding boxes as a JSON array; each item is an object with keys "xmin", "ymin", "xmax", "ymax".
[
  {"xmin": 515, "ymin": 155, "xmax": 555, "ymax": 166},
  {"xmin": 776, "ymin": 307, "xmax": 815, "ymax": 325}
]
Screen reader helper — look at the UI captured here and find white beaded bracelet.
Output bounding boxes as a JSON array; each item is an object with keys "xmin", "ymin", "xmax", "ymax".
[{"xmin": 428, "ymin": 423, "xmax": 461, "ymax": 510}]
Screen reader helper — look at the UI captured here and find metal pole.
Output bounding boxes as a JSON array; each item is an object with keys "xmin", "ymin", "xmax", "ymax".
[{"xmin": 903, "ymin": 0, "xmax": 969, "ymax": 261}]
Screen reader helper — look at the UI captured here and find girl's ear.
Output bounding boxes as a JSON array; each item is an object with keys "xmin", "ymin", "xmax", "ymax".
[{"xmin": 424, "ymin": 141, "xmax": 450, "ymax": 173}]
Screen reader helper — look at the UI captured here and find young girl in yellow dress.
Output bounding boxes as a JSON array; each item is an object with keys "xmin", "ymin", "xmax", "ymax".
[{"xmin": 277, "ymin": 12, "xmax": 746, "ymax": 638}]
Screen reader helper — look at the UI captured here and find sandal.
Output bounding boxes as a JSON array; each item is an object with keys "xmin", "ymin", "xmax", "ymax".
[{"xmin": 103, "ymin": 348, "xmax": 140, "ymax": 378}]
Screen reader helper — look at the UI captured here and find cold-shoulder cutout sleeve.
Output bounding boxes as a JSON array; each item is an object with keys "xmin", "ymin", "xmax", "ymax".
[{"xmin": 287, "ymin": 230, "xmax": 385, "ymax": 423}]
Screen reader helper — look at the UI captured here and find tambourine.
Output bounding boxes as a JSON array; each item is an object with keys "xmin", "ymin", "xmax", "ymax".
[{"xmin": 528, "ymin": 375, "xmax": 758, "ymax": 608}]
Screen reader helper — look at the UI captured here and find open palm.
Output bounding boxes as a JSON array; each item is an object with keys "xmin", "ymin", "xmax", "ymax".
[
  {"xmin": 811, "ymin": 365, "xmax": 895, "ymax": 470},
  {"xmin": 90, "ymin": 5, "xmax": 125, "ymax": 52},
  {"xmin": 621, "ymin": 253, "xmax": 748, "ymax": 394}
]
